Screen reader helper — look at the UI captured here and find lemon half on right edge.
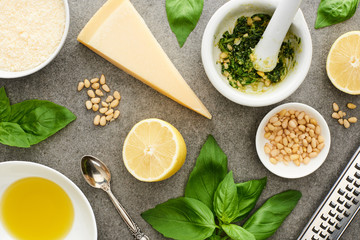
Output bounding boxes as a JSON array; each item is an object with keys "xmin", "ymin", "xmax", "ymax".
[
  {"xmin": 327, "ymin": 31, "xmax": 360, "ymax": 95},
  {"xmin": 122, "ymin": 118, "xmax": 186, "ymax": 182}
]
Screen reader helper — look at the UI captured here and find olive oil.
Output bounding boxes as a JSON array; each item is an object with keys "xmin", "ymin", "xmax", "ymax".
[{"xmin": 1, "ymin": 177, "xmax": 74, "ymax": 240}]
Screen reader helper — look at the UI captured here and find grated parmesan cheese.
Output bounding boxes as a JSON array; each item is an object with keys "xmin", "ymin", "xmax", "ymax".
[{"xmin": 0, "ymin": 0, "xmax": 66, "ymax": 72}]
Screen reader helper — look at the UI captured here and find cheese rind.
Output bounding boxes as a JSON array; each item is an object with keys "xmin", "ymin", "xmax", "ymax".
[{"xmin": 78, "ymin": 0, "xmax": 211, "ymax": 119}]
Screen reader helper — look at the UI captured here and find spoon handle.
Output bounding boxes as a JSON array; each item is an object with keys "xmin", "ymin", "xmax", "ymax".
[{"xmin": 106, "ymin": 189, "xmax": 149, "ymax": 240}]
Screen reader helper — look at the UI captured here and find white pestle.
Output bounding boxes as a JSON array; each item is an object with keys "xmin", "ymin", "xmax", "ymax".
[{"xmin": 252, "ymin": 0, "xmax": 302, "ymax": 72}]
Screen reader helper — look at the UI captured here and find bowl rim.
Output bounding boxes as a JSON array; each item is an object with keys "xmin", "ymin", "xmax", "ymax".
[
  {"xmin": 0, "ymin": 161, "xmax": 98, "ymax": 239},
  {"xmin": 255, "ymin": 102, "xmax": 331, "ymax": 179},
  {"xmin": 0, "ymin": 0, "xmax": 70, "ymax": 79},
  {"xmin": 201, "ymin": 0, "xmax": 313, "ymax": 107}
]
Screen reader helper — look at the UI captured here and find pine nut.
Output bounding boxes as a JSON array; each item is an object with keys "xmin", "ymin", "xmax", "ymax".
[
  {"xmin": 348, "ymin": 117, "xmax": 357, "ymax": 123},
  {"xmin": 279, "ymin": 109, "xmax": 287, "ymax": 117},
  {"xmin": 270, "ymin": 149, "xmax": 279, "ymax": 157},
  {"xmin": 344, "ymin": 119, "xmax": 350, "ymax": 129},
  {"xmin": 307, "ymin": 145, "xmax": 312, "ymax": 153},
  {"xmin": 100, "ymin": 116, "xmax": 106, "ymax": 126},
  {"xmin": 338, "ymin": 119, "xmax": 344, "ymax": 125},
  {"xmin": 347, "ymin": 103, "xmax": 356, "ymax": 109},
  {"xmin": 264, "ymin": 146, "xmax": 271, "ymax": 154},
  {"xmin": 273, "ymin": 121, "xmax": 281, "ymax": 126},
  {"xmin": 94, "ymin": 115, "xmax": 100, "ymax": 126},
  {"xmin": 92, "ymin": 83, "xmax": 100, "ymax": 90},
  {"xmin": 318, "ymin": 143, "xmax": 325, "ymax": 150},
  {"xmin": 264, "ymin": 132, "xmax": 271, "ymax": 139},
  {"xmin": 305, "ymin": 115, "xmax": 310, "ymax": 123},
  {"xmin": 311, "ymin": 138, "xmax": 317, "ymax": 148},
  {"xmin": 90, "ymin": 78, "xmax": 99, "ymax": 83},
  {"xmin": 303, "ymin": 157, "xmax": 310, "ymax": 165},
  {"xmin": 315, "ymin": 126, "xmax": 321, "ymax": 135},
  {"xmin": 110, "ymin": 99, "xmax": 119, "ymax": 108},
  {"xmin": 84, "ymin": 79, "xmax": 90, "ymax": 88},
  {"xmin": 310, "ymin": 118, "xmax": 317, "ymax": 125},
  {"xmin": 332, "ymin": 112, "xmax": 340, "ymax": 119},
  {"xmin": 309, "ymin": 152, "xmax": 318, "ymax": 158},
  {"xmin": 102, "ymin": 84, "xmax": 110, "ymax": 92},
  {"xmin": 95, "ymin": 89, "xmax": 104, "ymax": 96},
  {"xmin": 78, "ymin": 82, "xmax": 84, "ymax": 91},
  {"xmin": 338, "ymin": 111, "xmax": 346, "ymax": 118},
  {"xmin": 106, "ymin": 96, "xmax": 113, "ymax": 103},
  {"xmin": 298, "ymin": 112, "xmax": 305, "ymax": 120},
  {"xmin": 289, "ymin": 120, "xmax": 297, "ymax": 128},
  {"xmin": 99, "ymin": 108, "xmax": 108, "ymax": 114},
  {"xmin": 85, "ymin": 101, "xmax": 92, "ymax": 110},
  {"xmin": 113, "ymin": 110, "xmax": 120, "ymax": 119},
  {"xmin": 106, "ymin": 114, "xmax": 113, "ymax": 121},
  {"xmin": 270, "ymin": 116, "xmax": 278, "ymax": 123},
  {"xmin": 87, "ymin": 90, "xmax": 95, "ymax": 98},
  {"xmin": 290, "ymin": 154, "xmax": 299, "ymax": 160},
  {"xmin": 307, "ymin": 124, "xmax": 315, "ymax": 129},
  {"xmin": 275, "ymin": 135, "xmax": 282, "ymax": 142},
  {"xmin": 92, "ymin": 104, "xmax": 99, "ymax": 112},
  {"xmin": 270, "ymin": 158, "xmax": 277, "ymax": 164},
  {"xmin": 318, "ymin": 135, "xmax": 324, "ymax": 143},
  {"xmin": 220, "ymin": 52, "xmax": 228, "ymax": 59},
  {"xmin": 333, "ymin": 102, "xmax": 339, "ymax": 112},
  {"xmin": 298, "ymin": 119, "xmax": 306, "ymax": 125},
  {"xmin": 91, "ymin": 97, "xmax": 101, "ymax": 104},
  {"xmin": 105, "ymin": 109, "xmax": 114, "ymax": 116},
  {"xmin": 114, "ymin": 91, "xmax": 121, "ymax": 100},
  {"xmin": 100, "ymin": 74, "xmax": 106, "ymax": 85},
  {"xmin": 101, "ymin": 102, "xmax": 109, "ymax": 107}
]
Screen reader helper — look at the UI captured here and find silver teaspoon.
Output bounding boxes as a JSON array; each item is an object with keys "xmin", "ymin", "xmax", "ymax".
[{"xmin": 81, "ymin": 155, "xmax": 149, "ymax": 240}]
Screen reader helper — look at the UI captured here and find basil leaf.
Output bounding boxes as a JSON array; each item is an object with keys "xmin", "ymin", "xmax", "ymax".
[
  {"xmin": 0, "ymin": 87, "xmax": 11, "ymax": 122},
  {"xmin": 185, "ymin": 135, "xmax": 228, "ymax": 212},
  {"xmin": 0, "ymin": 122, "xmax": 30, "ymax": 148},
  {"xmin": 243, "ymin": 190, "xmax": 302, "ymax": 240},
  {"xmin": 233, "ymin": 177, "xmax": 267, "ymax": 222},
  {"xmin": 315, "ymin": 0, "xmax": 360, "ymax": 29},
  {"xmin": 222, "ymin": 224, "xmax": 256, "ymax": 240},
  {"xmin": 9, "ymin": 100, "xmax": 76, "ymax": 145},
  {"xmin": 213, "ymin": 171, "xmax": 239, "ymax": 224},
  {"xmin": 207, "ymin": 233, "xmax": 222, "ymax": 240},
  {"xmin": 141, "ymin": 197, "xmax": 216, "ymax": 240},
  {"xmin": 166, "ymin": 0, "xmax": 204, "ymax": 47}
]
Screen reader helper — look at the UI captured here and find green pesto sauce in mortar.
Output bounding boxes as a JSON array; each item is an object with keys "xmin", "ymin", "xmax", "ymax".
[{"xmin": 218, "ymin": 14, "xmax": 300, "ymax": 92}]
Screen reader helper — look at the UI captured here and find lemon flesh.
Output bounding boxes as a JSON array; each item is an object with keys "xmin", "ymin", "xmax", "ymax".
[
  {"xmin": 122, "ymin": 118, "xmax": 186, "ymax": 182},
  {"xmin": 327, "ymin": 31, "xmax": 360, "ymax": 95}
]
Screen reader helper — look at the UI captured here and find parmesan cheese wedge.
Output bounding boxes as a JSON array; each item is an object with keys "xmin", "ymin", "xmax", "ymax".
[{"xmin": 77, "ymin": 0, "xmax": 211, "ymax": 119}]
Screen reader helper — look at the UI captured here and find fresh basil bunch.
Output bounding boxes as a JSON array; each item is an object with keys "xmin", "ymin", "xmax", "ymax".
[
  {"xmin": 316, "ymin": 0, "xmax": 360, "ymax": 29},
  {"xmin": 142, "ymin": 135, "xmax": 301, "ymax": 240},
  {"xmin": 166, "ymin": 0, "xmax": 204, "ymax": 47},
  {"xmin": 0, "ymin": 87, "xmax": 76, "ymax": 148}
]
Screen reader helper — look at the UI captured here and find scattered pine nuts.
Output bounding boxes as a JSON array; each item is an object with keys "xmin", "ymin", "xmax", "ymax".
[
  {"xmin": 333, "ymin": 102, "xmax": 339, "ymax": 112},
  {"xmin": 110, "ymin": 99, "xmax": 119, "ymax": 108},
  {"xmin": 106, "ymin": 96, "xmax": 114, "ymax": 103},
  {"xmin": 348, "ymin": 117, "xmax": 357, "ymax": 123},
  {"xmin": 92, "ymin": 104, "xmax": 99, "ymax": 112},
  {"xmin": 100, "ymin": 74, "xmax": 106, "ymax": 85},
  {"xmin": 78, "ymin": 82, "xmax": 84, "ymax": 91},
  {"xmin": 78, "ymin": 74, "xmax": 122, "ymax": 126},
  {"xmin": 91, "ymin": 97, "xmax": 101, "ymax": 104},
  {"xmin": 87, "ymin": 90, "xmax": 95, "ymax": 98},
  {"xmin": 264, "ymin": 109, "xmax": 324, "ymax": 166},
  {"xmin": 344, "ymin": 119, "xmax": 350, "ymax": 129},
  {"xmin": 347, "ymin": 103, "xmax": 356, "ymax": 109},
  {"xmin": 90, "ymin": 78, "xmax": 99, "ymax": 83},
  {"xmin": 338, "ymin": 119, "xmax": 344, "ymax": 125},
  {"xmin": 84, "ymin": 79, "xmax": 90, "ymax": 88},
  {"xmin": 100, "ymin": 116, "xmax": 106, "ymax": 126},
  {"xmin": 85, "ymin": 101, "xmax": 92, "ymax": 110},
  {"xmin": 114, "ymin": 91, "xmax": 121, "ymax": 100},
  {"xmin": 92, "ymin": 83, "xmax": 100, "ymax": 90},
  {"xmin": 95, "ymin": 89, "xmax": 104, "ymax": 96},
  {"xmin": 102, "ymin": 84, "xmax": 110, "ymax": 92},
  {"xmin": 113, "ymin": 110, "xmax": 120, "ymax": 119},
  {"xmin": 94, "ymin": 115, "xmax": 100, "ymax": 126},
  {"xmin": 99, "ymin": 108, "xmax": 108, "ymax": 114}
]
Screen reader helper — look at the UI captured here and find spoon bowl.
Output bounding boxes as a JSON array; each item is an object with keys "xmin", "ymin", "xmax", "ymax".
[
  {"xmin": 80, "ymin": 155, "xmax": 149, "ymax": 240},
  {"xmin": 81, "ymin": 155, "xmax": 111, "ymax": 190}
]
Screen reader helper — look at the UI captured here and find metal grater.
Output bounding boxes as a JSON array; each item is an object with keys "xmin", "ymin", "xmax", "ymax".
[{"xmin": 297, "ymin": 147, "xmax": 360, "ymax": 240}]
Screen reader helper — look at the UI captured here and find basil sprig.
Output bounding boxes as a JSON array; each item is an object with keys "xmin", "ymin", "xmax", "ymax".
[
  {"xmin": 315, "ymin": 0, "xmax": 360, "ymax": 29},
  {"xmin": 166, "ymin": 0, "xmax": 204, "ymax": 47},
  {"xmin": 0, "ymin": 87, "xmax": 76, "ymax": 148},
  {"xmin": 142, "ymin": 135, "xmax": 302, "ymax": 240}
]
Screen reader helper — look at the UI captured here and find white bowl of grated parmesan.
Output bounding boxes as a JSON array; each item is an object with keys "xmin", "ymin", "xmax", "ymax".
[{"xmin": 0, "ymin": 0, "xmax": 70, "ymax": 79}]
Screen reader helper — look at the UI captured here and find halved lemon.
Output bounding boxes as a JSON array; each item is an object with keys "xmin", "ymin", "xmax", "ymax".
[
  {"xmin": 122, "ymin": 119, "xmax": 186, "ymax": 182},
  {"xmin": 327, "ymin": 31, "xmax": 360, "ymax": 95}
]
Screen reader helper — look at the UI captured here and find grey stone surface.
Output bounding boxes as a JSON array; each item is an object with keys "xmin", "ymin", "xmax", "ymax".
[{"xmin": 1, "ymin": 0, "xmax": 360, "ymax": 239}]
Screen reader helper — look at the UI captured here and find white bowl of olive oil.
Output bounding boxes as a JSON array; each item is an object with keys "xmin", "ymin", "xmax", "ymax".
[
  {"xmin": 201, "ymin": 0, "xmax": 312, "ymax": 107},
  {"xmin": 0, "ymin": 161, "xmax": 97, "ymax": 240}
]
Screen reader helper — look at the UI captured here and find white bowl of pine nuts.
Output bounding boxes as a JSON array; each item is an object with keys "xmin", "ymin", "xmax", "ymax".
[{"xmin": 256, "ymin": 103, "xmax": 331, "ymax": 178}]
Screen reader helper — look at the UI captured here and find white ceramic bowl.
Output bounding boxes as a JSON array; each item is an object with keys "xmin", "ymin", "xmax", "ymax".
[
  {"xmin": 0, "ymin": 161, "xmax": 97, "ymax": 240},
  {"xmin": 201, "ymin": 0, "xmax": 312, "ymax": 107},
  {"xmin": 256, "ymin": 103, "xmax": 331, "ymax": 178},
  {"xmin": 0, "ymin": 0, "xmax": 70, "ymax": 79}
]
